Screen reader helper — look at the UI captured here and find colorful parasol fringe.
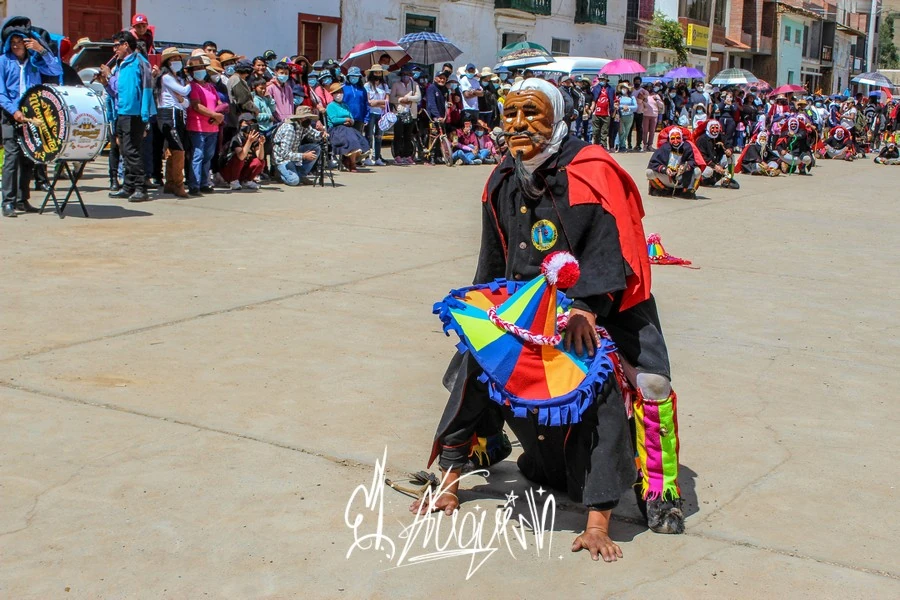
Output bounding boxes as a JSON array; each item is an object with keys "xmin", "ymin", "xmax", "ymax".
[{"xmin": 647, "ymin": 233, "xmax": 697, "ymax": 268}]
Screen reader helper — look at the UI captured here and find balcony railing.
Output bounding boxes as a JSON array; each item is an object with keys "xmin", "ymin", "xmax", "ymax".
[
  {"xmin": 495, "ymin": 0, "xmax": 552, "ymax": 15},
  {"xmin": 575, "ymin": 0, "xmax": 607, "ymax": 25}
]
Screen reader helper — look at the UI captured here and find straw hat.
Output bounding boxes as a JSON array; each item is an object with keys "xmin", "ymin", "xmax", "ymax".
[
  {"xmin": 207, "ymin": 58, "xmax": 224, "ymax": 74},
  {"xmin": 480, "ymin": 66, "xmax": 494, "ymax": 78},
  {"xmin": 617, "ymin": 81, "xmax": 632, "ymax": 92},
  {"xmin": 160, "ymin": 47, "xmax": 185, "ymax": 64},
  {"xmin": 328, "ymin": 82, "xmax": 344, "ymax": 94},
  {"xmin": 365, "ymin": 64, "xmax": 387, "ymax": 76},
  {"xmin": 217, "ymin": 50, "xmax": 244, "ymax": 64},
  {"xmin": 186, "ymin": 54, "xmax": 210, "ymax": 69},
  {"xmin": 290, "ymin": 106, "xmax": 319, "ymax": 121}
]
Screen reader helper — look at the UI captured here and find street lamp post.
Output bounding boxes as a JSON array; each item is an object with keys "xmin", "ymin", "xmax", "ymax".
[
  {"xmin": 705, "ymin": 0, "xmax": 717, "ymax": 79},
  {"xmin": 867, "ymin": 0, "xmax": 879, "ymax": 71}
]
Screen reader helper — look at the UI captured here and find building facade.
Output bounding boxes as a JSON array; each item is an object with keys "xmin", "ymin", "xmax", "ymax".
[
  {"xmin": 1, "ymin": 1, "xmax": 342, "ymax": 61},
  {"xmin": 342, "ymin": 0, "xmax": 626, "ymax": 70}
]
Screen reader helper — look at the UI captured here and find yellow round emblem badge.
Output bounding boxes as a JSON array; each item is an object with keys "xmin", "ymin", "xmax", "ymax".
[{"xmin": 531, "ymin": 219, "xmax": 558, "ymax": 251}]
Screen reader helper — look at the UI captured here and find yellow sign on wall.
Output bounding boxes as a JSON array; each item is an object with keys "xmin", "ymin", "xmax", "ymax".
[{"xmin": 687, "ymin": 24, "xmax": 710, "ymax": 50}]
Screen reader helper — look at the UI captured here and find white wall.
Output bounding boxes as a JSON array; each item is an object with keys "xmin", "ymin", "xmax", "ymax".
[
  {"xmin": 133, "ymin": 0, "xmax": 338, "ymax": 58},
  {"xmin": 5, "ymin": 0, "xmax": 64, "ymax": 34}
]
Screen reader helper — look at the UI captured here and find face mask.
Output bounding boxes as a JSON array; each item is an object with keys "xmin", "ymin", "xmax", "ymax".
[
  {"xmin": 267, "ymin": 59, "xmax": 277, "ymax": 68},
  {"xmin": 449, "ymin": 83, "xmax": 458, "ymax": 91},
  {"xmin": 321, "ymin": 77, "xmax": 333, "ymax": 86},
  {"xmin": 815, "ymin": 102, "xmax": 822, "ymax": 108},
  {"xmin": 333, "ymin": 93, "xmax": 344, "ymax": 103},
  {"xmin": 697, "ymin": 110, "xmax": 705, "ymax": 115},
  {"xmin": 192, "ymin": 70, "xmax": 208, "ymax": 81},
  {"xmin": 170, "ymin": 61, "xmax": 183, "ymax": 72},
  {"xmin": 225, "ymin": 65, "xmax": 236, "ymax": 76},
  {"xmin": 653, "ymin": 86, "xmax": 660, "ymax": 92},
  {"xmin": 499, "ymin": 74, "xmax": 508, "ymax": 81},
  {"xmin": 308, "ymin": 78, "xmax": 318, "ymax": 87},
  {"xmin": 277, "ymin": 74, "xmax": 289, "ymax": 83},
  {"xmin": 669, "ymin": 92, "xmax": 676, "ymax": 98},
  {"xmin": 412, "ymin": 72, "xmax": 421, "ymax": 79},
  {"xmin": 467, "ymin": 72, "xmax": 476, "ymax": 79},
  {"xmin": 349, "ymin": 76, "xmax": 360, "ymax": 85},
  {"xmin": 475, "ymin": 131, "xmax": 484, "ymax": 137},
  {"xmin": 441, "ymin": 70, "xmax": 452, "ymax": 79}
]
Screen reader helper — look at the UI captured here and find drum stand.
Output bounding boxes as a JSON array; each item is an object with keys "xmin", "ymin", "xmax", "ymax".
[{"xmin": 39, "ymin": 160, "xmax": 89, "ymax": 218}]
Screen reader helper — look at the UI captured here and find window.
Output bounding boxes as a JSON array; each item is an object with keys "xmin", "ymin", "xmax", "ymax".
[
  {"xmin": 502, "ymin": 33, "xmax": 526, "ymax": 47},
  {"xmin": 551, "ymin": 38, "xmax": 570, "ymax": 56},
  {"xmin": 679, "ymin": 0, "xmax": 724, "ymax": 25},
  {"xmin": 795, "ymin": 29, "xmax": 801, "ymax": 44},
  {"xmin": 803, "ymin": 25, "xmax": 809, "ymax": 55},
  {"xmin": 787, "ymin": 70, "xmax": 795, "ymax": 84},
  {"xmin": 784, "ymin": 26, "xmax": 791, "ymax": 42},
  {"xmin": 405, "ymin": 13, "xmax": 436, "ymax": 34}
]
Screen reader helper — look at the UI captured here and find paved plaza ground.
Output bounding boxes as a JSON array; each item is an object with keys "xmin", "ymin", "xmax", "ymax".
[{"xmin": 1, "ymin": 150, "xmax": 898, "ymax": 599}]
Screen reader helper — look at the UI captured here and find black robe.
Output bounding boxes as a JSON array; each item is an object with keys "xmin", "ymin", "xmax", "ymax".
[
  {"xmin": 429, "ymin": 136, "xmax": 670, "ymax": 508},
  {"xmin": 740, "ymin": 143, "xmax": 779, "ymax": 171},
  {"xmin": 647, "ymin": 142, "xmax": 696, "ymax": 188}
]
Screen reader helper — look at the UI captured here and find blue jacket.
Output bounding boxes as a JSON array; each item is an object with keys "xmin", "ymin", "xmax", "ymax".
[
  {"xmin": 343, "ymin": 82, "xmax": 370, "ymax": 124},
  {"xmin": 425, "ymin": 83, "xmax": 446, "ymax": 120},
  {"xmin": 116, "ymin": 51, "xmax": 156, "ymax": 121},
  {"xmin": 0, "ymin": 39, "xmax": 62, "ymax": 115}
]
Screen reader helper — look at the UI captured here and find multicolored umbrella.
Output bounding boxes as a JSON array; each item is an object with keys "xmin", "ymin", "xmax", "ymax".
[
  {"xmin": 398, "ymin": 32, "xmax": 462, "ymax": 65},
  {"xmin": 340, "ymin": 40, "xmax": 410, "ymax": 71},
  {"xmin": 851, "ymin": 71, "xmax": 896, "ymax": 88},
  {"xmin": 433, "ymin": 253, "xmax": 618, "ymax": 424},
  {"xmin": 710, "ymin": 68, "xmax": 759, "ymax": 86},
  {"xmin": 665, "ymin": 66, "xmax": 705, "ymax": 79},
  {"xmin": 599, "ymin": 58, "xmax": 646, "ymax": 76},
  {"xmin": 497, "ymin": 41, "xmax": 554, "ymax": 68}
]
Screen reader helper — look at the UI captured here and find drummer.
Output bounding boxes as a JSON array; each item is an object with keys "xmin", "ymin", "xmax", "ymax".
[{"xmin": 0, "ymin": 18, "xmax": 62, "ymax": 217}]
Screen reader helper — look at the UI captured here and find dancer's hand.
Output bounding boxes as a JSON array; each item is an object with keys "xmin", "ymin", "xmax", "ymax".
[
  {"xmin": 565, "ymin": 308, "xmax": 598, "ymax": 357},
  {"xmin": 409, "ymin": 490, "xmax": 459, "ymax": 516},
  {"xmin": 571, "ymin": 528, "xmax": 623, "ymax": 562}
]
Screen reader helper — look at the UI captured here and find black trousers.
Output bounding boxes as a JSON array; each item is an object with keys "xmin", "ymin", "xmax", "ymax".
[
  {"xmin": 633, "ymin": 112, "xmax": 643, "ymax": 148},
  {"xmin": 392, "ymin": 118, "xmax": 415, "ymax": 159},
  {"xmin": 116, "ymin": 115, "xmax": 146, "ymax": 193},
  {"xmin": 1, "ymin": 113, "xmax": 33, "ymax": 205}
]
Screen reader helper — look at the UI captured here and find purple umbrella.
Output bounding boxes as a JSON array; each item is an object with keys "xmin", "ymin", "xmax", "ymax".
[{"xmin": 665, "ymin": 66, "xmax": 705, "ymax": 79}]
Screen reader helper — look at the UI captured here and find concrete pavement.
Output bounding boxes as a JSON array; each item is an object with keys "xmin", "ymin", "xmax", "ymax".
[{"xmin": 1, "ymin": 151, "xmax": 898, "ymax": 599}]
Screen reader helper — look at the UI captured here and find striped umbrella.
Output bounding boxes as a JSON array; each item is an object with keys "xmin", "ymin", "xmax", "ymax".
[
  {"xmin": 851, "ymin": 71, "xmax": 896, "ymax": 88},
  {"xmin": 497, "ymin": 41, "xmax": 554, "ymax": 68},
  {"xmin": 340, "ymin": 40, "xmax": 410, "ymax": 71},
  {"xmin": 398, "ymin": 32, "xmax": 462, "ymax": 65},
  {"xmin": 710, "ymin": 68, "xmax": 760, "ymax": 86}
]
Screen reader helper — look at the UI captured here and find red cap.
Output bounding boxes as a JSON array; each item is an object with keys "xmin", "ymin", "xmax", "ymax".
[{"xmin": 131, "ymin": 14, "xmax": 149, "ymax": 26}]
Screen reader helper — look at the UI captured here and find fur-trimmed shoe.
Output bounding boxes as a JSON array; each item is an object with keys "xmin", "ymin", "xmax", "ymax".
[{"xmin": 646, "ymin": 497, "xmax": 685, "ymax": 534}]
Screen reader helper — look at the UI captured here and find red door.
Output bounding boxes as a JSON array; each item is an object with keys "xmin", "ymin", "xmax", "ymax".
[
  {"xmin": 64, "ymin": 0, "xmax": 122, "ymax": 42},
  {"xmin": 301, "ymin": 22, "xmax": 321, "ymax": 62}
]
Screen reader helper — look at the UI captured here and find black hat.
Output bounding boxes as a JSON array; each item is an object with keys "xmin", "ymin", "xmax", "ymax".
[
  {"xmin": 263, "ymin": 49, "xmax": 276, "ymax": 60},
  {"xmin": 238, "ymin": 112, "xmax": 257, "ymax": 122},
  {"xmin": 322, "ymin": 58, "xmax": 339, "ymax": 70},
  {"xmin": 235, "ymin": 59, "xmax": 253, "ymax": 72}
]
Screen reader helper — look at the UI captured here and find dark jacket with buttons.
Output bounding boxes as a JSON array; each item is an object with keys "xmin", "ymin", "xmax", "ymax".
[{"xmin": 426, "ymin": 135, "xmax": 670, "ymax": 508}]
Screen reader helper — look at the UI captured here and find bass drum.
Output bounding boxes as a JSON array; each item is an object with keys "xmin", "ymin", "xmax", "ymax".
[{"xmin": 18, "ymin": 84, "xmax": 107, "ymax": 164}]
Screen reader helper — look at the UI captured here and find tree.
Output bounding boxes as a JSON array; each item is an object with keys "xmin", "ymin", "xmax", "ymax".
[
  {"xmin": 879, "ymin": 14, "xmax": 899, "ymax": 70},
  {"xmin": 645, "ymin": 11, "xmax": 689, "ymax": 67}
]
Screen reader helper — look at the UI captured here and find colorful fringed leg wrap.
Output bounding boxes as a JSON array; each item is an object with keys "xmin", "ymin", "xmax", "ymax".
[{"xmin": 633, "ymin": 390, "xmax": 681, "ymax": 501}]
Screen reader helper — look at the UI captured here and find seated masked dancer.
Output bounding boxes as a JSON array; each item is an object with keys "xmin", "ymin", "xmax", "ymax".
[
  {"xmin": 646, "ymin": 127, "xmax": 700, "ymax": 198},
  {"xmin": 736, "ymin": 131, "xmax": 781, "ymax": 176},
  {"xmin": 818, "ymin": 126, "xmax": 854, "ymax": 161},
  {"xmin": 413, "ymin": 79, "xmax": 685, "ymax": 564},
  {"xmin": 695, "ymin": 119, "xmax": 739, "ymax": 189},
  {"xmin": 873, "ymin": 139, "xmax": 899, "ymax": 165},
  {"xmin": 775, "ymin": 116, "xmax": 814, "ymax": 174}
]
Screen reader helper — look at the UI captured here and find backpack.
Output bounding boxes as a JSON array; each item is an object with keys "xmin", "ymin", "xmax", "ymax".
[{"xmin": 854, "ymin": 108, "xmax": 867, "ymax": 133}]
